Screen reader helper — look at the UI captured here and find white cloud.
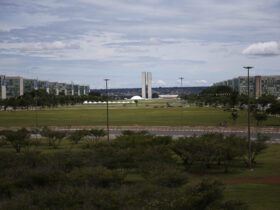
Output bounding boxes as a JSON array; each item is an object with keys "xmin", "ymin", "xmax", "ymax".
[
  {"xmin": 79, "ymin": 0, "xmax": 179, "ymax": 17},
  {"xmin": 242, "ymin": 41, "xmax": 280, "ymax": 56},
  {"xmin": 0, "ymin": 13, "xmax": 66, "ymax": 32},
  {"xmin": 155, "ymin": 80, "xmax": 166, "ymax": 86},
  {"xmin": 21, "ymin": 41, "xmax": 80, "ymax": 52},
  {"xmin": 195, "ymin": 80, "xmax": 207, "ymax": 84}
]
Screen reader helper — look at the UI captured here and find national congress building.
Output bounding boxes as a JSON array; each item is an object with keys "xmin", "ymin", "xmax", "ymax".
[
  {"xmin": 213, "ymin": 75, "xmax": 280, "ymax": 98},
  {"xmin": 0, "ymin": 75, "xmax": 90, "ymax": 99}
]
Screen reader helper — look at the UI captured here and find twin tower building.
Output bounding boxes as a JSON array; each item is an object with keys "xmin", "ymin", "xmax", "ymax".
[{"xmin": 142, "ymin": 72, "xmax": 152, "ymax": 99}]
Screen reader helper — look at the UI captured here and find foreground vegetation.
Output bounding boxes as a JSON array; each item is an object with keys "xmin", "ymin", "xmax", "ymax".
[{"xmin": 0, "ymin": 129, "xmax": 279, "ymax": 209}]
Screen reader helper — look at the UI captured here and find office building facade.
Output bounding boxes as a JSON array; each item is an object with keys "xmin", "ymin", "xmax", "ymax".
[
  {"xmin": 213, "ymin": 75, "xmax": 280, "ymax": 98},
  {"xmin": 0, "ymin": 75, "xmax": 90, "ymax": 99}
]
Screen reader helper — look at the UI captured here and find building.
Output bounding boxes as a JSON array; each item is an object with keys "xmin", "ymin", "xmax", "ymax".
[
  {"xmin": 6, "ymin": 76, "xmax": 23, "ymax": 98},
  {"xmin": 141, "ymin": 72, "xmax": 152, "ymax": 99},
  {"xmin": 214, "ymin": 75, "xmax": 280, "ymax": 98},
  {"xmin": 159, "ymin": 95, "xmax": 178, "ymax": 99},
  {"xmin": 0, "ymin": 75, "xmax": 7, "ymax": 99},
  {"xmin": 0, "ymin": 75, "xmax": 90, "ymax": 99},
  {"xmin": 73, "ymin": 84, "xmax": 80, "ymax": 96}
]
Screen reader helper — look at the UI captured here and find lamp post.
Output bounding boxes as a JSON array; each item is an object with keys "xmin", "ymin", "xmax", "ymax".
[
  {"xmin": 179, "ymin": 77, "xmax": 184, "ymax": 126},
  {"xmin": 179, "ymin": 77, "xmax": 184, "ymax": 88},
  {"xmin": 104, "ymin": 79, "xmax": 110, "ymax": 141},
  {"xmin": 243, "ymin": 66, "xmax": 253, "ymax": 169},
  {"xmin": 35, "ymin": 78, "xmax": 38, "ymax": 129}
]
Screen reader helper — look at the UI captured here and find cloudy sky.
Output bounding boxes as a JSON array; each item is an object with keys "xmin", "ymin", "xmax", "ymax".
[{"xmin": 0, "ymin": 0, "xmax": 280, "ymax": 88}]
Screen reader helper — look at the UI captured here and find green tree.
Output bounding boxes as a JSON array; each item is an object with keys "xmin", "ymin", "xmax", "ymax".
[
  {"xmin": 90, "ymin": 129, "xmax": 106, "ymax": 139},
  {"xmin": 267, "ymin": 102, "xmax": 280, "ymax": 115},
  {"xmin": 257, "ymin": 94, "xmax": 277, "ymax": 110},
  {"xmin": 0, "ymin": 128, "xmax": 30, "ymax": 152},
  {"xmin": 69, "ymin": 130, "xmax": 88, "ymax": 144},
  {"xmin": 231, "ymin": 109, "xmax": 239, "ymax": 124},
  {"xmin": 253, "ymin": 111, "xmax": 268, "ymax": 126},
  {"xmin": 40, "ymin": 127, "xmax": 66, "ymax": 148}
]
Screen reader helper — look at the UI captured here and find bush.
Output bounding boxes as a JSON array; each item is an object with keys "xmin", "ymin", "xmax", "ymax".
[{"xmin": 68, "ymin": 167, "xmax": 125, "ymax": 188}]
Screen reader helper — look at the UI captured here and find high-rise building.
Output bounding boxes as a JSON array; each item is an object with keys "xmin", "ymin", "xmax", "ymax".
[
  {"xmin": 214, "ymin": 75, "xmax": 280, "ymax": 98},
  {"xmin": 141, "ymin": 72, "xmax": 152, "ymax": 99},
  {"xmin": 147, "ymin": 72, "xmax": 152, "ymax": 99},
  {"xmin": 142, "ymin": 72, "xmax": 146, "ymax": 99}
]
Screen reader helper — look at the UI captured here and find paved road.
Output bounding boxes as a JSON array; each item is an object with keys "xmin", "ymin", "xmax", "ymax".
[
  {"xmin": 3, "ymin": 125, "xmax": 279, "ymax": 143},
  {"xmin": 108, "ymin": 129, "xmax": 280, "ymax": 142}
]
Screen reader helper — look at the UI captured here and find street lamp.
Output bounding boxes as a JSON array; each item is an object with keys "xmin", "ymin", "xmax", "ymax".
[
  {"xmin": 104, "ymin": 79, "xmax": 110, "ymax": 141},
  {"xmin": 179, "ymin": 77, "xmax": 184, "ymax": 126},
  {"xmin": 243, "ymin": 66, "xmax": 253, "ymax": 169},
  {"xmin": 179, "ymin": 77, "xmax": 184, "ymax": 88}
]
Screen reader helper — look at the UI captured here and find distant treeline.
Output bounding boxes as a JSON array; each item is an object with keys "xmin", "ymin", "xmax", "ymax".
[
  {"xmin": 0, "ymin": 90, "xmax": 113, "ymax": 110},
  {"xmin": 180, "ymin": 85, "xmax": 280, "ymax": 115},
  {"xmin": 93, "ymin": 86, "xmax": 208, "ymax": 97}
]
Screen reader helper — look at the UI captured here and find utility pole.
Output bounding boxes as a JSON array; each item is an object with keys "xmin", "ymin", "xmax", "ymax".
[
  {"xmin": 104, "ymin": 79, "xmax": 110, "ymax": 141},
  {"xmin": 243, "ymin": 66, "xmax": 253, "ymax": 169}
]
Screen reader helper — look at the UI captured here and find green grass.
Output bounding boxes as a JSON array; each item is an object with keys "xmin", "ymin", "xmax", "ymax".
[
  {"xmin": 0, "ymin": 101, "xmax": 279, "ymax": 127},
  {"xmin": 189, "ymin": 144, "xmax": 280, "ymax": 210}
]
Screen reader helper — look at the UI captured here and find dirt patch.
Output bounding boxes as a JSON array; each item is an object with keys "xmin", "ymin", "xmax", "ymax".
[{"xmin": 226, "ymin": 176, "xmax": 280, "ymax": 183}]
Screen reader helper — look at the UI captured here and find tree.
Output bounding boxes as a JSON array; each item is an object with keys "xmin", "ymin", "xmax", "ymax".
[
  {"xmin": 134, "ymin": 100, "xmax": 138, "ymax": 107},
  {"xmin": 257, "ymin": 95, "xmax": 276, "ymax": 110},
  {"xmin": 69, "ymin": 130, "xmax": 88, "ymax": 144},
  {"xmin": 152, "ymin": 93, "xmax": 159, "ymax": 98},
  {"xmin": 0, "ymin": 128, "xmax": 30, "ymax": 152},
  {"xmin": 251, "ymin": 133, "xmax": 268, "ymax": 164},
  {"xmin": 267, "ymin": 102, "xmax": 280, "ymax": 115},
  {"xmin": 231, "ymin": 109, "xmax": 238, "ymax": 124},
  {"xmin": 253, "ymin": 111, "xmax": 268, "ymax": 126},
  {"xmin": 40, "ymin": 127, "xmax": 66, "ymax": 148},
  {"xmin": 90, "ymin": 129, "xmax": 106, "ymax": 139}
]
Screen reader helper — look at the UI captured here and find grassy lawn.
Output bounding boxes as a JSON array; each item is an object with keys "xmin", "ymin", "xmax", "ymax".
[
  {"xmin": 192, "ymin": 144, "xmax": 280, "ymax": 210},
  {"xmin": 0, "ymin": 101, "xmax": 279, "ymax": 127}
]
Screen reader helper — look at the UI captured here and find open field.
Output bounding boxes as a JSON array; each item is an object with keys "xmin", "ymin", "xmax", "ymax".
[{"xmin": 0, "ymin": 100, "xmax": 279, "ymax": 127}]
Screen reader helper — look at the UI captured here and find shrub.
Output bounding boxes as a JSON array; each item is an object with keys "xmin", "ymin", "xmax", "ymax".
[{"xmin": 68, "ymin": 167, "xmax": 125, "ymax": 188}]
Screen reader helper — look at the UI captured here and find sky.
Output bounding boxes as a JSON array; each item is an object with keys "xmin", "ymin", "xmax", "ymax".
[{"xmin": 0, "ymin": 0, "xmax": 280, "ymax": 89}]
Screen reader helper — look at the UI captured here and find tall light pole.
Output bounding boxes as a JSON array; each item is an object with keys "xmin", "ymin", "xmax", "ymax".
[
  {"xmin": 243, "ymin": 66, "xmax": 253, "ymax": 169},
  {"xmin": 179, "ymin": 77, "xmax": 184, "ymax": 88},
  {"xmin": 104, "ymin": 79, "xmax": 110, "ymax": 141},
  {"xmin": 35, "ymin": 78, "xmax": 38, "ymax": 129},
  {"xmin": 179, "ymin": 77, "xmax": 184, "ymax": 126}
]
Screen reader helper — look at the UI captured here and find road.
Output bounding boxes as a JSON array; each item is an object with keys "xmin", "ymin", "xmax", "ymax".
[
  {"xmin": 2, "ymin": 125, "xmax": 279, "ymax": 143},
  {"xmin": 107, "ymin": 128, "xmax": 280, "ymax": 142}
]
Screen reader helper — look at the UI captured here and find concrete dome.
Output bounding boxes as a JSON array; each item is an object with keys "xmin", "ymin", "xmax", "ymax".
[{"xmin": 131, "ymin": 96, "xmax": 143, "ymax": 100}]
